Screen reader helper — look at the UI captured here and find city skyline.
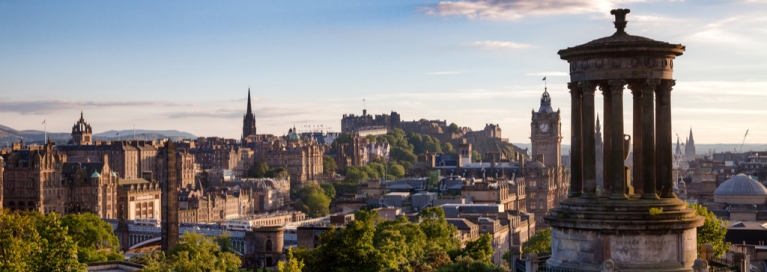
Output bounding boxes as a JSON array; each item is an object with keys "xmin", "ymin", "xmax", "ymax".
[{"xmin": 1, "ymin": 1, "xmax": 766, "ymax": 144}]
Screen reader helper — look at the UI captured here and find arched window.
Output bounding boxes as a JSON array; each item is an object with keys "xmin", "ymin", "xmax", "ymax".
[{"xmin": 266, "ymin": 239, "xmax": 273, "ymax": 252}]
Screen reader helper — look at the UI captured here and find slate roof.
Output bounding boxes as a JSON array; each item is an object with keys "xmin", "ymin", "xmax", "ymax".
[{"xmin": 446, "ymin": 218, "xmax": 477, "ymax": 231}]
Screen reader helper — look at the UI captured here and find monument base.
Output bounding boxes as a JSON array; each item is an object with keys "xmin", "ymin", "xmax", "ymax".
[{"xmin": 543, "ymin": 197, "xmax": 703, "ymax": 272}]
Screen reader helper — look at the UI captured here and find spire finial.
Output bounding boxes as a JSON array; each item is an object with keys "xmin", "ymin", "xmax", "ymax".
[{"xmin": 610, "ymin": 9, "xmax": 630, "ymax": 34}]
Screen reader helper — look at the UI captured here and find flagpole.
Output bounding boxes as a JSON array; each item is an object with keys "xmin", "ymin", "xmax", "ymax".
[{"xmin": 43, "ymin": 120, "xmax": 47, "ymax": 143}]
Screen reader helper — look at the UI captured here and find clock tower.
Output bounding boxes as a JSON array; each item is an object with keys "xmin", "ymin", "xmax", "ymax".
[{"xmin": 531, "ymin": 88, "xmax": 562, "ymax": 168}]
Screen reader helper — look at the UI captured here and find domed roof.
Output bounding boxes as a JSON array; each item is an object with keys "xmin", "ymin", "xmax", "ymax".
[
  {"xmin": 558, "ymin": 9, "xmax": 684, "ymax": 59},
  {"xmin": 91, "ymin": 171, "xmax": 101, "ymax": 178},
  {"xmin": 714, "ymin": 174, "xmax": 767, "ymax": 196}
]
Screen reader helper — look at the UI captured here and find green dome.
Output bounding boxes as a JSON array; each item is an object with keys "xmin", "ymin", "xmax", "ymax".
[{"xmin": 91, "ymin": 171, "xmax": 101, "ymax": 178}]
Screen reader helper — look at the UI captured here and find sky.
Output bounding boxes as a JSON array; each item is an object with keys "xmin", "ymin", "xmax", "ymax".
[{"xmin": 1, "ymin": 0, "xmax": 766, "ymax": 144}]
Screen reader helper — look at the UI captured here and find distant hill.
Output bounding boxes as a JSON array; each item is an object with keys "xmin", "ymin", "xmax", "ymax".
[
  {"xmin": 0, "ymin": 125, "xmax": 196, "ymax": 147},
  {"xmin": 94, "ymin": 129, "xmax": 196, "ymax": 140}
]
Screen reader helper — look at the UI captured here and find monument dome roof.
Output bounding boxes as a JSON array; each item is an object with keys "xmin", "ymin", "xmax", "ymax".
[
  {"xmin": 558, "ymin": 9, "xmax": 684, "ymax": 59},
  {"xmin": 714, "ymin": 174, "xmax": 767, "ymax": 196}
]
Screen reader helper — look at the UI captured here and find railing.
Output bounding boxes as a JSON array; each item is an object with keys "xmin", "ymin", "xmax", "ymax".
[{"xmin": 708, "ymin": 256, "xmax": 740, "ymax": 272}]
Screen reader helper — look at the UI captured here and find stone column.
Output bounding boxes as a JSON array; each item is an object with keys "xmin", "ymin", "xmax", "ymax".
[
  {"xmin": 580, "ymin": 81, "xmax": 598, "ymax": 198},
  {"xmin": 568, "ymin": 82, "xmax": 583, "ymax": 198},
  {"xmin": 609, "ymin": 80, "xmax": 628, "ymax": 199},
  {"xmin": 600, "ymin": 83, "xmax": 612, "ymax": 198},
  {"xmin": 630, "ymin": 83, "xmax": 643, "ymax": 196},
  {"xmin": 655, "ymin": 79, "xmax": 676, "ymax": 198},
  {"xmin": 641, "ymin": 79, "xmax": 660, "ymax": 199}
]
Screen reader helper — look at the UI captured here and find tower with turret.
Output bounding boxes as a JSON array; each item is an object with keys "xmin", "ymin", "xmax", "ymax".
[{"xmin": 71, "ymin": 111, "xmax": 93, "ymax": 145}]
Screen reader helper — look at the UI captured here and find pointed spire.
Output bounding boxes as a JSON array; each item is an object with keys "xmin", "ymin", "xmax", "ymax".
[
  {"xmin": 688, "ymin": 128, "xmax": 694, "ymax": 143},
  {"xmin": 246, "ymin": 88, "xmax": 253, "ymax": 114},
  {"xmin": 596, "ymin": 114, "xmax": 601, "ymax": 131}
]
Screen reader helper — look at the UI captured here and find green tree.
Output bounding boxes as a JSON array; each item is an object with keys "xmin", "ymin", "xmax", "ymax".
[
  {"xmin": 142, "ymin": 232, "xmax": 241, "ymax": 272},
  {"xmin": 278, "ymin": 247, "xmax": 305, "ymax": 272},
  {"xmin": 248, "ymin": 162, "xmax": 270, "ymax": 178},
  {"xmin": 322, "ymin": 156, "xmax": 337, "ymax": 175},
  {"xmin": 33, "ymin": 212, "xmax": 85, "ymax": 272},
  {"xmin": 442, "ymin": 142, "xmax": 456, "ymax": 154},
  {"xmin": 449, "ymin": 123, "xmax": 460, "ymax": 134},
  {"xmin": 391, "ymin": 146, "xmax": 417, "ymax": 165},
  {"xmin": 293, "ymin": 184, "xmax": 332, "ymax": 217},
  {"xmin": 60, "ymin": 212, "xmax": 124, "ymax": 263},
  {"xmin": 344, "ymin": 166, "xmax": 369, "ymax": 183},
  {"xmin": 320, "ymin": 183, "xmax": 337, "ymax": 199},
  {"xmin": 387, "ymin": 162, "xmax": 406, "ymax": 179},
  {"xmin": 689, "ymin": 203, "xmax": 730, "ymax": 257},
  {"xmin": 0, "ymin": 210, "xmax": 43, "ymax": 271},
  {"xmin": 418, "ymin": 207, "xmax": 459, "ymax": 253},
  {"xmin": 438, "ymin": 256, "xmax": 505, "ymax": 272},
  {"xmin": 268, "ymin": 166, "xmax": 289, "ymax": 179},
  {"xmin": 215, "ymin": 231, "xmax": 235, "ymax": 254},
  {"xmin": 472, "ymin": 150, "xmax": 482, "ymax": 162},
  {"xmin": 0, "ymin": 211, "xmax": 84, "ymax": 271},
  {"xmin": 302, "ymin": 210, "xmax": 388, "ymax": 272},
  {"xmin": 461, "ymin": 233, "xmax": 494, "ymax": 264},
  {"xmin": 522, "ymin": 228, "xmax": 552, "ymax": 256}
]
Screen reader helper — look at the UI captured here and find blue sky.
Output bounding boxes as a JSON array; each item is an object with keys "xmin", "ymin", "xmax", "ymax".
[{"xmin": 1, "ymin": 0, "xmax": 766, "ymax": 144}]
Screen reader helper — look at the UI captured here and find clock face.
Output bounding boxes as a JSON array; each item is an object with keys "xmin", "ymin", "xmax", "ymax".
[{"xmin": 539, "ymin": 123, "xmax": 549, "ymax": 133}]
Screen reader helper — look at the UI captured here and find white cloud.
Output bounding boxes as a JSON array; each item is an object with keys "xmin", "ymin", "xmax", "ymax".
[
  {"xmin": 470, "ymin": 41, "xmax": 532, "ymax": 49},
  {"xmin": 0, "ymin": 100, "xmax": 194, "ymax": 115},
  {"xmin": 424, "ymin": 0, "xmax": 645, "ymax": 20}
]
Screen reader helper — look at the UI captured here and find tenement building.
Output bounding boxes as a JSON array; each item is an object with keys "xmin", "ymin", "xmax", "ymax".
[
  {"xmin": 2, "ymin": 140, "xmax": 67, "ymax": 213},
  {"xmin": 262, "ymin": 128, "xmax": 323, "ymax": 184},
  {"xmin": 61, "ymin": 154, "xmax": 119, "ymax": 218},
  {"xmin": 543, "ymin": 9, "xmax": 703, "ymax": 271}
]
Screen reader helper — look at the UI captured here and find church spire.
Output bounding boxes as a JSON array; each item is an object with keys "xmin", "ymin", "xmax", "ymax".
[
  {"xmin": 688, "ymin": 128, "xmax": 694, "ymax": 143},
  {"xmin": 242, "ymin": 88, "xmax": 257, "ymax": 141},
  {"xmin": 596, "ymin": 114, "xmax": 601, "ymax": 132},
  {"xmin": 247, "ymin": 88, "xmax": 253, "ymax": 114}
]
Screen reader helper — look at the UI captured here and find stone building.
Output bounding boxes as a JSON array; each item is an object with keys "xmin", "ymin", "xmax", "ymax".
[
  {"xmin": 2, "ymin": 140, "xmax": 67, "ymax": 213},
  {"xmin": 154, "ymin": 147, "xmax": 196, "ymax": 189},
  {"xmin": 229, "ymin": 178, "xmax": 290, "ymax": 214},
  {"xmin": 262, "ymin": 129, "xmax": 323, "ymax": 183},
  {"xmin": 335, "ymin": 134, "xmax": 368, "ymax": 169},
  {"xmin": 460, "ymin": 178, "xmax": 526, "ymax": 212},
  {"xmin": 341, "ymin": 109, "xmax": 400, "ymax": 133},
  {"xmin": 59, "ymin": 141, "xmax": 140, "ymax": 180},
  {"xmin": 446, "ymin": 218, "xmax": 479, "ymax": 245},
  {"xmin": 191, "ymin": 140, "xmax": 242, "ymax": 171},
  {"xmin": 243, "ymin": 226, "xmax": 285, "ymax": 269},
  {"xmin": 61, "ymin": 155, "xmax": 119, "ymax": 218},
  {"xmin": 442, "ymin": 204, "xmax": 536, "ymax": 266},
  {"xmin": 116, "ymin": 178, "xmax": 161, "ymax": 220},
  {"xmin": 70, "ymin": 111, "xmax": 93, "ymax": 145},
  {"xmin": 527, "ymin": 89, "xmax": 570, "ymax": 228}
]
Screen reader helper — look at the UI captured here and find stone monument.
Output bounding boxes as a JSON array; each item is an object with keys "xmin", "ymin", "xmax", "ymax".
[
  {"xmin": 161, "ymin": 140, "xmax": 179, "ymax": 251},
  {"xmin": 544, "ymin": 9, "xmax": 704, "ymax": 271}
]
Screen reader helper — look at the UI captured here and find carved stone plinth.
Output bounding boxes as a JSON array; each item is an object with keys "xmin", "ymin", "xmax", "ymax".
[{"xmin": 544, "ymin": 198, "xmax": 703, "ymax": 271}]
